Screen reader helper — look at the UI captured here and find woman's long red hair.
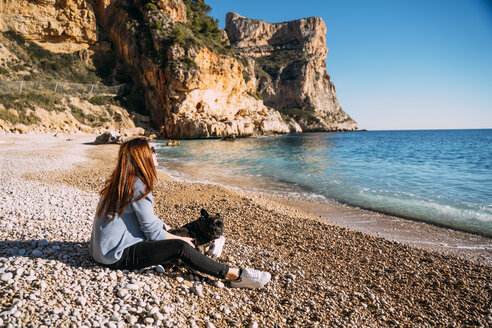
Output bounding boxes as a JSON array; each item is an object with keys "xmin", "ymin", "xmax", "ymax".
[{"xmin": 96, "ymin": 138, "xmax": 157, "ymax": 222}]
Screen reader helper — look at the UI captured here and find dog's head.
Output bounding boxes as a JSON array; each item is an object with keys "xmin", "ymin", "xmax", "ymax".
[{"xmin": 198, "ymin": 208, "xmax": 224, "ymax": 239}]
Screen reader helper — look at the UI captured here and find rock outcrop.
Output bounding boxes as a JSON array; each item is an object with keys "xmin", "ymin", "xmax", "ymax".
[
  {"xmin": 226, "ymin": 12, "xmax": 357, "ymax": 131},
  {"xmin": 0, "ymin": 0, "xmax": 97, "ymax": 53},
  {"xmin": 88, "ymin": 0, "xmax": 295, "ymax": 138},
  {"xmin": 0, "ymin": 0, "xmax": 356, "ymax": 137}
]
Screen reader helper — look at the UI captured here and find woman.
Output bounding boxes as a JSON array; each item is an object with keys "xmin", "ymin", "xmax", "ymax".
[{"xmin": 89, "ymin": 138, "xmax": 270, "ymax": 289}]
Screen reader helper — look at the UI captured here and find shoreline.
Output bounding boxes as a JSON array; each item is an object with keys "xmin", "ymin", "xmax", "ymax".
[
  {"xmin": 156, "ymin": 158, "xmax": 492, "ymax": 266},
  {"xmin": 1, "ymin": 134, "xmax": 491, "ymax": 327}
]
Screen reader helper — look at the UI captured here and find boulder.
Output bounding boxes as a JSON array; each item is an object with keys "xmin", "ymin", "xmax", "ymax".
[{"xmin": 94, "ymin": 130, "xmax": 127, "ymax": 144}]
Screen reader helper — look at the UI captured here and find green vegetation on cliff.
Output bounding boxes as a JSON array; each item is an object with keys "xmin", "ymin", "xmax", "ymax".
[
  {"xmin": 255, "ymin": 50, "xmax": 308, "ymax": 81},
  {"xmin": 0, "ymin": 32, "xmax": 135, "ymax": 129},
  {"xmin": 1, "ymin": 31, "xmax": 100, "ymax": 84}
]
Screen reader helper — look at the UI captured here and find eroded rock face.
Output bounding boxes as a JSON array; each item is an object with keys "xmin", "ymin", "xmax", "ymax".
[
  {"xmin": 0, "ymin": 0, "xmax": 97, "ymax": 53},
  {"xmin": 226, "ymin": 12, "xmax": 358, "ymax": 131},
  {"xmin": 90, "ymin": 0, "xmax": 293, "ymax": 138}
]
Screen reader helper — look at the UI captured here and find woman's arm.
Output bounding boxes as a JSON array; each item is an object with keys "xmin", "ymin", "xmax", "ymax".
[{"xmin": 132, "ymin": 194, "xmax": 168, "ymax": 241}]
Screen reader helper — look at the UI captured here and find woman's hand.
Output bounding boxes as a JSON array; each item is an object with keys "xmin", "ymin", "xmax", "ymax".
[
  {"xmin": 179, "ymin": 236, "xmax": 196, "ymax": 248},
  {"xmin": 165, "ymin": 233, "xmax": 195, "ymax": 248}
]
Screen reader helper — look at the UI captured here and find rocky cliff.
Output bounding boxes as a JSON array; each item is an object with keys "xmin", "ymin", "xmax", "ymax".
[
  {"xmin": 226, "ymin": 12, "xmax": 357, "ymax": 131},
  {"xmin": 0, "ymin": 0, "xmax": 98, "ymax": 53},
  {"xmin": 0, "ymin": 0, "xmax": 357, "ymax": 137},
  {"xmin": 87, "ymin": 0, "xmax": 295, "ymax": 138}
]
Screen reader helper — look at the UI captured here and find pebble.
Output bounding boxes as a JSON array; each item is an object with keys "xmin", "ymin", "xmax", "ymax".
[
  {"xmin": 214, "ymin": 281, "xmax": 225, "ymax": 288},
  {"xmin": 76, "ymin": 297, "xmax": 87, "ymax": 306},
  {"xmin": 0, "ymin": 136, "xmax": 489, "ymax": 328},
  {"xmin": 125, "ymin": 283, "xmax": 139, "ymax": 291},
  {"xmin": 117, "ymin": 289, "xmax": 128, "ymax": 298},
  {"xmin": 32, "ymin": 249, "xmax": 43, "ymax": 257},
  {"xmin": 285, "ymin": 273, "xmax": 296, "ymax": 280},
  {"xmin": 144, "ymin": 317, "xmax": 154, "ymax": 324},
  {"xmin": 189, "ymin": 285, "xmax": 204, "ymax": 298},
  {"xmin": 1, "ymin": 272, "xmax": 13, "ymax": 281},
  {"xmin": 248, "ymin": 321, "xmax": 258, "ymax": 328}
]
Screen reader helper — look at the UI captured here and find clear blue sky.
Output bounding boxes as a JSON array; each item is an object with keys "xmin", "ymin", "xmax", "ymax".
[{"xmin": 207, "ymin": 0, "xmax": 492, "ymax": 130}]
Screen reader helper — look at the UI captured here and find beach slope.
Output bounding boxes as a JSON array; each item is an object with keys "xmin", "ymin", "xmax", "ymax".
[{"xmin": 0, "ymin": 135, "xmax": 490, "ymax": 327}]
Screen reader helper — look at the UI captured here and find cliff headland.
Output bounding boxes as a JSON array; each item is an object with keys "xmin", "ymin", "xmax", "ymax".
[{"xmin": 0, "ymin": 0, "xmax": 357, "ymax": 137}]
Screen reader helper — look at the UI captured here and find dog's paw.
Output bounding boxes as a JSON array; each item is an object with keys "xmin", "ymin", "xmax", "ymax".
[{"xmin": 207, "ymin": 236, "xmax": 225, "ymax": 258}]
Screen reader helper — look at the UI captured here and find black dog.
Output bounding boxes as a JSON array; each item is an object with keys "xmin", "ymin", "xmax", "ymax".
[{"xmin": 169, "ymin": 208, "xmax": 224, "ymax": 255}]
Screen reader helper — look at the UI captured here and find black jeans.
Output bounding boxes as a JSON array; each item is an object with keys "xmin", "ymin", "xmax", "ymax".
[{"xmin": 108, "ymin": 239, "xmax": 229, "ymax": 279}]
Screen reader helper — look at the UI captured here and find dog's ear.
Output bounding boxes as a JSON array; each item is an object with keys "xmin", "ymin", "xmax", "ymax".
[{"xmin": 200, "ymin": 208, "xmax": 209, "ymax": 219}]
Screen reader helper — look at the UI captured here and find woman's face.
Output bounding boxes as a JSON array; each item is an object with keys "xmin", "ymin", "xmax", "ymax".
[{"xmin": 151, "ymin": 146, "xmax": 158, "ymax": 167}]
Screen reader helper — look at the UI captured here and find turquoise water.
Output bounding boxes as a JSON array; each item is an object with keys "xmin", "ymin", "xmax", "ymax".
[{"xmin": 153, "ymin": 129, "xmax": 492, "ymax": 237}]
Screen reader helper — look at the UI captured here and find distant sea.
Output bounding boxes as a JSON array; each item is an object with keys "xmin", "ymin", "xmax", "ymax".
[{"xmin": 153, "ymin": 129, "xmax": 492, "ymax": 237}]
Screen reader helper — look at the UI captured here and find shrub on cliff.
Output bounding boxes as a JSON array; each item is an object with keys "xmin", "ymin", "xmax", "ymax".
[
  {"xmin": 282, "ymin": 107, "xmax": 319, "ymax": 125},
  {"xmin": 255, "ymin": 50, "xmax": 308, "ymax": 80},
  {"xmin": 2, "ymin": 31, "xmax": 100, "ymax": 84},
  {"xmin": 181, "ymin": 0, "xmax": 231, "ymax": 55}
]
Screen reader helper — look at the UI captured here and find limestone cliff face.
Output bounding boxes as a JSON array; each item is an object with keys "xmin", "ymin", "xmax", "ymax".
[
  {"xmin": 226, "ymin": 12, "xmax": 357, "ymax": 131},
  {"xmin": 0, "ymin": 0, "xmax": 97, "ymax": 53},
  {"xmin": 89, "ymin": 0, "xmax": 294, "ymax": 138},
  {"xmin": 0, "ymin": 0, "xmax": 355, "ymax": 136}
]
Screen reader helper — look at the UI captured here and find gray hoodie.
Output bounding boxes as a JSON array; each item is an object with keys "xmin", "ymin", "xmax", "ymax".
[{"xmin": 89, "ymin": 178, "xmax": 168, "ymax": 264}]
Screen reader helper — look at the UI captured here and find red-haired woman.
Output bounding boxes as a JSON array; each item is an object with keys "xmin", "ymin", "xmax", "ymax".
[{"xmin": 89, "ymin": 138, "xmax": 270, "ymax": 288}]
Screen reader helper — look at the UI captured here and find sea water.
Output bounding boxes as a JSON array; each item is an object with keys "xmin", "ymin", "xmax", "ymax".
[{"xmin": 153, "ymin": 129, "xmax": 492, "ymax": 237}]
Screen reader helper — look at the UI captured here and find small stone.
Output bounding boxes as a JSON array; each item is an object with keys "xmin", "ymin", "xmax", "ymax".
[
  {"xmin": 117, "ymin": 289, "xmax": 128, "ymax": 298},
  {"xmin": 53, "ymin": 307, "xmax": 63, "ymax": 315},
  {"xmin": 38, "ymin": 239, "xmax": 49, "ymax": 247},
  {"xmin": 285, "ymin": 273, "xmax": 296, "ymax": 280},
  {"xmin": 1, "ymin": 272, "xmax": 13, "ymax": 282},
  {"xmin": 248, "ymin": 321, "xmax": 258, "ymax": 328},
  {"xmin": 125, "ymin": 284, "xmax": 139, "ymax": 291},
  {"xmin": 162, "ymin": 306, "xmax": 173, "ymax": 314},
  {"xmin": 214, "ymin": 281, "xmax": 225, "ymax": 288},
  {"xmin": 127, "ymin": 315, "xmax": 138, "ymax": 325},
  {"xmin": 206, "ymin": 322, "xmax": 215, "ymax": 328},
  {"xmin": 15, "ymin": 268, "xmax": 24, "ymax": 276},
  {"xmin": 144, "ymin": 317, "xmax": 154, "ymax": 324},
  {"xmin": 76, "ymin": 297, "xmax": 87, "ymax": 306},
  {"xmin": 32, "ymin": 249, "xmax": 43, "ymax": 257},
  {"xmin": 39, "ymin": 281, "xmax": 47, "ymax": 290},
  {"xmin": 155, "ymin": 265, "xmax": 165, "ymax": 273},
  {"xmin": 17, "ymin": 249, "xmax": 26, "ymax": 256},
  {"xmin": 153, "ymin": 311, "xmax": 164, "ymax": 321},
  {"xmin": 189, "ymin": 285, "xmax": 204, "ymax": 298},
  {"xmin": 176, "ymin": 276, "xmax": 184, "ymax": 283}
]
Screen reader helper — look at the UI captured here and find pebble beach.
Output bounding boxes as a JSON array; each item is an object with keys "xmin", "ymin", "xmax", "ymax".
[{"xmin": 0, "ymin": 134, "xmax": 491, "ymax": 328}]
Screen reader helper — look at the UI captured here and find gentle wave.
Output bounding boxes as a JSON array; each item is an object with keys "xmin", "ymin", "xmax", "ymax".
[{"xmin": 153, "ymin": 129, "xmax": 492, "ymax": 237}]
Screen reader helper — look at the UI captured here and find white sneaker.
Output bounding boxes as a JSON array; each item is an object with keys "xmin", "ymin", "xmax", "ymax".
[
  {"xmin": 230, "ymin": 268, "xmax": 271, "ymax": 289},
  {"xmin": 207, "ymin": 236, "xmax": 225, "ymax": 258}
]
